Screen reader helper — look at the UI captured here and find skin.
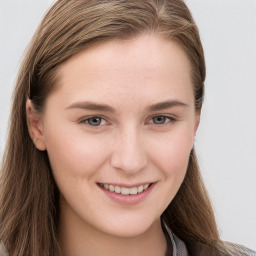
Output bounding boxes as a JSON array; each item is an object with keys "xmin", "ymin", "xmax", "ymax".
[{"xmin": 27, "ymin": 34, "xmax": 200, "ymax": 256}]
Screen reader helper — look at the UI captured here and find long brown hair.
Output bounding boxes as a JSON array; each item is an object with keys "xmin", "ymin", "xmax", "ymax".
[{"xmin": 0, "ymin": 1, "xmax": 251, "ymax": 255}]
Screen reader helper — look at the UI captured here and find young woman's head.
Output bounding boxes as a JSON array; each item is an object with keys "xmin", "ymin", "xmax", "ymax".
[
  {"xmin": 0, "ymin": 1, "xmax": 221, "ymax": 255},
  {"xmin": 30, "ymin": 33, "xmax": 199, "ymax": 237}
]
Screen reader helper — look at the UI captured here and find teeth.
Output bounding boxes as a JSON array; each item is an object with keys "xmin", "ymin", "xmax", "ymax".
[
  {"xmin": 109, "ymin": 185, "xmax": 114, "ymax": 192},
  {"xmin": 121, "ymin": 187, "xmax": 129, "ymax": 195},
  {"xmin": 100, "ymin": 183, "xmax": 151, "ymax": 195},
  {"xmin": 137, "ymin": 185, "xmax": 144, "ymax": 193},
  {"xmin": 114, "ymin": 186, "xmax": 121, "ymax": 193},
  {"xmin": 143, "ymin": 184, "xmax": 149, "ymax": 189},
  {"xmin": 129, "ymin": 187, "xmax": 138, "ymax": 195}
]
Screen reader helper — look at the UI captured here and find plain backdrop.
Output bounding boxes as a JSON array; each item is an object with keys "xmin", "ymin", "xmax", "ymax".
[{"xmin": 0, "ymin": 0, "xmax": 255, "ymax": 250}]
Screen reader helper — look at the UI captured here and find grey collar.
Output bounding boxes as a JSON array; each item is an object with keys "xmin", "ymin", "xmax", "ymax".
[{"xmin": 163, "ymin": 223, "xmax": 189, "ymax": 256}]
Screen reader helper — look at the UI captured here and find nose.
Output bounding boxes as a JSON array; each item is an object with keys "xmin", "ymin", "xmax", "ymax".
[{"xmin": 110, "ymin": 127, "xmax": 147, "ymax": 174}]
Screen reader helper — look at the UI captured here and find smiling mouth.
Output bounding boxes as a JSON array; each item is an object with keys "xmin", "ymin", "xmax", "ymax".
[{"xmin": 98, "ymin": 183, "xmax": 152, "ymax": 195}]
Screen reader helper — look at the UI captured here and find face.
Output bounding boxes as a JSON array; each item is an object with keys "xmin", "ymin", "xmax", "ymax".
[{"xmin": 34, "ymin": 34, "xmax": 199, "ymax": 238}]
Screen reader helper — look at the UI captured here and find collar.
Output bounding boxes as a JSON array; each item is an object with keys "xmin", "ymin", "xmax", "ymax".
[
  {"xmin": 163, "ymin": 223, "xmax": 189, "ymax": 256},
  {"xmin": 0, "ymin": 239, "xmax": 8, "ymax": 256}
]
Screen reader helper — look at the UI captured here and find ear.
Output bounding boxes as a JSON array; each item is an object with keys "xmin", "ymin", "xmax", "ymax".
[
  {"xmin": 26, "ymin": 100, "xmax": 46, "ymax": 151},
  {"xmin": 193, "ymin": 112, "xmax": 201, "ymax": 137}
]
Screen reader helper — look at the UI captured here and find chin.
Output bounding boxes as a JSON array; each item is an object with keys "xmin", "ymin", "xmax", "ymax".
[{"xmin": 98, "ymin": 214, "xmax": 160, "ymax": 238}]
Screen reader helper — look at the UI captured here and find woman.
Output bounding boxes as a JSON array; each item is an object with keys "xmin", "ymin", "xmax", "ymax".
[{"xmin": 0, "ymin": 0, "xmax": 255, "ymax": 255}]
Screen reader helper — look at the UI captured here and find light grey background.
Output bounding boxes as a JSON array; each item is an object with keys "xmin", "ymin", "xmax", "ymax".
[{"xmin": 0, "ymin": 0, "xmax": 255, "ymax": 250}]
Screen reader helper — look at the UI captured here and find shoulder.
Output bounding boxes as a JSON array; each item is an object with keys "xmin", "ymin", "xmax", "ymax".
[
  {"xmin": 188, "ymin": 241, "xmax": 256, "ymax": 256},
  {"xmin": 0, "ymin": 240, "xmax": 8, "ymax": 256},
  {"xmin": 223, "ymin": 241, "xmax": 256, "ymax": 256}
]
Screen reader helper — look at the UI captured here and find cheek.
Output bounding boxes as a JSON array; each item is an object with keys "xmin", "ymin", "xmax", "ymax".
[
  {"xmin": 168, "ymin": 136, "xmax": 192, "ymax": 171},
  {"xmin": 43, "ymin": 123, "xmax": 109, "ymax": 180},
  {"xmin": 147, "ymin": 129, "xmax": 193, "ymax": 214},
  {"xmin": 149, "ymin": 128, "xmax": 194, "ymax": 176}
]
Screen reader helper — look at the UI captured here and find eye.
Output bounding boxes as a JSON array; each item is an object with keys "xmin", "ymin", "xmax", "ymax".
[
  {"xmin": 84, "ymin": 116, "xmax": 107, "ymax": 126},
  {"xmin": 150, "ymin": 115, "xmax": 175, "ymax": 125}
]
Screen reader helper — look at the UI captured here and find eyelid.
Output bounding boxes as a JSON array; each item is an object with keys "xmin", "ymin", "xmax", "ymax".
[
  {"xmin": 78, "ymin": 115, "xmax": 109, "ymax": 126},
  {"xmin": 77, "ymin": 114, "xmax": 178, "ymax": 127},
  {"xmin": 148, "ymin": 114, "xmax": 177, "ymax": 125}
]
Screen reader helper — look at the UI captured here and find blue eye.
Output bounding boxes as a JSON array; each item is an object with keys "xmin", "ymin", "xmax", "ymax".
[
  {"xmin": 151, "ymin": 116, "xmax": 174, "ymax": 125},
  {"xmin": 85, "ymin": 117, "xmax": 105, "ymax": 126}
]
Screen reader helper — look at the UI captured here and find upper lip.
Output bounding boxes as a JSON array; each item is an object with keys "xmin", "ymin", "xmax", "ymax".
[{"xmin": 97, "ymin": 182, "xmax": 155, "ymax": 188}]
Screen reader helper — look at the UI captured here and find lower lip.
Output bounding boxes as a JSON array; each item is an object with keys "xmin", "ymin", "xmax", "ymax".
[{"xmin": 98, "ymin": 183, "xmax": 156, "ymax": 205}]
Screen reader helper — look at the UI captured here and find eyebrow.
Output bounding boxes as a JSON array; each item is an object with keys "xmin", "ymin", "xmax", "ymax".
[
  {"xmin": 146, "ymin": 100, "xmax": 188, "ymax": 112},
  {"xmin": 66, "ymin": 101, "xmax": 116, "ymax": 113},
  {"xmin": 66, "ymin": 99, "xmax": 188, "ymax": 113}
]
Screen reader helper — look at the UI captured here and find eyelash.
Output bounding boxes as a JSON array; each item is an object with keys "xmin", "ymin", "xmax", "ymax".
[
  {"xmin": 149, "ymin": 115, "xmax": 177, "ymax": 125},
  {"xmin": 79, "ymin": 115, "xmax": 177, "ymax": 127},
  {"xmin": 79, "ymin": 116, "xmax": 108, "ymax": 127}
]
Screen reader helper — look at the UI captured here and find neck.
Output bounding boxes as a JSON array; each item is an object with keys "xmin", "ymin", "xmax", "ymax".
[{"xmin": 57, "ymin": 205, "xmax": 167, "ymax": 256}]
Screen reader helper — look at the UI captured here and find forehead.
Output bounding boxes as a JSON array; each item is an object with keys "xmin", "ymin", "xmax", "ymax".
[{"xmin": 50, "ymin": 34, "xmax": 193, "ymax": 107}]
